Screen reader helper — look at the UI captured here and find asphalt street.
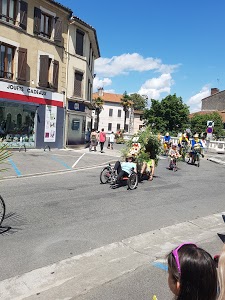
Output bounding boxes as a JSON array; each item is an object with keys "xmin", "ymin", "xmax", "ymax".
[
  {"xmin": 0, "ymin": 143, "xmax": 224, "ymax": 300},
  {"xmin": 0, "ymin": 143, "xmax": 224, "ymax": 179}
]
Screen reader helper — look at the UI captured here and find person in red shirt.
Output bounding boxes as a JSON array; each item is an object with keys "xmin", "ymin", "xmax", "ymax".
[{"xmin": 99, "ymin": 128, "xmax": 106, "ymax": 153}]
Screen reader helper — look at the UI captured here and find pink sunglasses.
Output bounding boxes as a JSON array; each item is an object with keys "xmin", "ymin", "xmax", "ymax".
[{"xmin": 172, "ymin": 243, "xmax": 197, "ymax": 273}]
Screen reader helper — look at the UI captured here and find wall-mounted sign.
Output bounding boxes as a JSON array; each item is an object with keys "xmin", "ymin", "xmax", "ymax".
[{"xmin": 68, "ymin": 101, "xmax": 85, "ymax": 112}]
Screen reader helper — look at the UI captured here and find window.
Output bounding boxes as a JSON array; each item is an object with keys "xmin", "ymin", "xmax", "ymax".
[
  {"xmin": 126, "ymin": 111, "xmax": 129, "ymax": 118},
  {"xmin": 109, "ymin": 109, "xmax": 113, "ymax": 117},
  {"xmin": 39, "ymin": 55, "xmax": 59, "ymax": 89},
  {"xmin": 34, "ymin": 7, "xmax": 62, "ymax": 42},
  {"xmin": 118, "ymin": 109, "xmax": 121, "ymax": 117},
  {"xmin": 76, "ymin": 29, "xmax": 84, "ymax": 56},
  {"xmin": 40, "ymin": 11, "xmax": 53, "ymax": 38},
  {"xmin": 19, "ymin": 1, "xmax": 28, "ymax": 30},
  {"xmin": 117, "ymin": 124, "xmax": 120, "ymax": 130},
  {"xmin": 74, "ymin": 71, "xmax": 83, "ymax": 97},
  {"xmin": 0, "ymin": 43, "xmax": 15, "ymax": 79},
  {"xmin": 140, "ymin": 115, "xmax": 143, "ymax": 121},
  {"xmin": 108, "ymin": 123, "xmax": 112, "ymax": 131},
  {"xmin": 0, "ymin": 0, "xmax": 17, "ymax": 25},
  {"xmin": 124, "ymin": 124, "xmax": 128, "ymax": 132}
]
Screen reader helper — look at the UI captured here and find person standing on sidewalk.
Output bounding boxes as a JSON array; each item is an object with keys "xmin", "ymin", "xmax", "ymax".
[
  {"xmin": 89, "ymin": 129, "xmax": 98, "ymax": 152},
  {"xmin": 109, "ymin": 131, "xmax": 115, "ymax": 149},
  {"xmin": 99, "ymin": 128, "xmax": 106, "ymax": 153}
]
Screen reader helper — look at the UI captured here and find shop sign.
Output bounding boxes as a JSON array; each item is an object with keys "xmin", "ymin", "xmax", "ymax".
[{"xmin": 0, "ymin": 81, "xmax": 63, "ymax": 107}]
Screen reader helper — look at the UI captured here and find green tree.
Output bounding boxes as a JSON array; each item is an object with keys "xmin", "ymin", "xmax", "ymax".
[
  {"xmin": 120, "ymin": 91, "xmax": 132, "ymax": 131},
  {"xmin": 190, "ymin": 112, "xmax": 224, "ymax": 138},
  {"xmin": 92, "ymin": 97, "xmax": 104, "ymax": 130},
  {"xmin": 143, "ymin": 94, "xmax": 190, "ymax": 135},
  {"xmin": 129, "ymin": 93, "xmax": 147, "ymax": 110}
]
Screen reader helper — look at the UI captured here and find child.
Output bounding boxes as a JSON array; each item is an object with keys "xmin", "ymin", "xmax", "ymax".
[
  {"xmin": 167, "ymin": 243, "xmax": 217, "ymax": 300},
  {"xmin": 168, "ymin": 144, "xmax": 181, "ymax": 169}
]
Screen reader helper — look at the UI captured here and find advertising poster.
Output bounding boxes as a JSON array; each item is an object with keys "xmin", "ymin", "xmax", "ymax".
[{"xmin": 44, "ymin": 105, "xmax": 57, "ymax": 142}]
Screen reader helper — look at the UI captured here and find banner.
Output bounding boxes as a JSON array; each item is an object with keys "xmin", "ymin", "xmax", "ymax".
[{"xmin": 44, "ymin": 106, "xmax": 57, "ymax": 142}]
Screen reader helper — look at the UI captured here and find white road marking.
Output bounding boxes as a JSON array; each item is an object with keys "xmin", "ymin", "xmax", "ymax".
[
  {"xmin": 0, "ymin": 212, "xmax": 224, "ymax": 300},
  {"xmin": 0, "ymin": 160, "xmax": 116, "ymax": 181},
  {"xmin": 72, "ymin": 153, "xmax": 85, "ymax": 168}
]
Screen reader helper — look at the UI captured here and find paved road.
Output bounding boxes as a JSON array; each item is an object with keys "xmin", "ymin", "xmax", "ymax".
[
  {"xmin": 0, "ymin": 142, "xmax": 224, "ymax": 179},
  {"xmin": 0, "ymin": 148, "xmax": 224, "ymax": 300}
]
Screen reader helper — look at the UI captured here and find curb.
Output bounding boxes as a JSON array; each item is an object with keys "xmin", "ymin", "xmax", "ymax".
[{"xmin": 207, "ymin": 157, "xmax": 225, "ymax": 165}]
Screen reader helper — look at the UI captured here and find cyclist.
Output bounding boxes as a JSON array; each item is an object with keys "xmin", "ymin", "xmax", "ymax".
[
  {"xmin": 139, "ymin": 152, "xmax": 155, "ymax": 181},
  {"xmin": 163, "ymin": 132, "xmax": 171, "ymax": 155},
  {"xmin": 113, "ymin": 155, "xmax": 137, "ymax": 184},
  {"xmin": 178, "ymin": 133, "xmax": 190, "ymax": 157},
  {"xmin": 189, "ymin": 133, "xmax": 204, "ymax": 164},
  {"xmin": 168, "ymin": 143, "xmax": 181, "ymax": 169}
]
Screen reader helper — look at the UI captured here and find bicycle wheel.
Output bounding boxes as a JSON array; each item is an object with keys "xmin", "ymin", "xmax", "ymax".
[
  {"xmin": 0, "ymin": 195, "xmax": 5, "ymax": 226},
  {"xmin": 100, "ymin": 167, "xmax": 112, "ymax": 184},
  {"xmin": 127, "ymin": 172, "xmax": 138, "ymax": 190}
]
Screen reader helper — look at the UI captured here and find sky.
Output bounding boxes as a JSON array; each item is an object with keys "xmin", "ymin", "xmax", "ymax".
[{"xmin": 60, "ymin": 0, "xmax": 225, "ymax": 113}]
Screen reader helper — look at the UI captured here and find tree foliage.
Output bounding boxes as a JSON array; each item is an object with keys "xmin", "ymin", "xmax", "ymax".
[
  {"xmin": 120, "ymin": 91, "xmax": 132, "ymax": 130},
  {"xmin": 129, "ymin": 93, "xmax": 147, "ymax": 110},
  {"xmin": 121, "ymin": 126, "xmax": 162, "ymax": 166},
  {"xmin": 92, "ymin": 97, "xmax": 104, "ymax": 130},
  {"xmin": 190, "ymin": 112, "xmax": 224, "ymax": 138},
  {"xmin": 143, "ymin": 94, "xmax": 190, "ymax": 135}
]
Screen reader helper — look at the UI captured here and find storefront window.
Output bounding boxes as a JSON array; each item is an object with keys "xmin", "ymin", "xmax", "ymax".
[{"xmin": 0, "ymin": 101, "xmax": 36, "ymax": 147}]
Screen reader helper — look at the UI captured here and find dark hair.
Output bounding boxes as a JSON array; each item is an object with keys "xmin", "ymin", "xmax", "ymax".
[{"xmin": 167, "ymin": 244, "xmax": 217, "ymax": 300}]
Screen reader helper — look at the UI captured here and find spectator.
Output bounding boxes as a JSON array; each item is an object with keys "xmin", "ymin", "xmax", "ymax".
[
  {"xmin": 99, "ymin": 128, "xmax": 106, "ymax": 153},
  {"xmin": 89, "ymin": 129, "xmax": 98, "ymax": 152},
  {"xmin": 167, "ymin": 243, "xmax": 217, "ymax": 300},
  {"xmin": 109, "ymin": 131, "xmax": 115, "ymax": 150}
]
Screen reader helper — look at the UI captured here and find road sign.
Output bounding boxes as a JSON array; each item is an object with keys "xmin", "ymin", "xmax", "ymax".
[
  {"xmin": 206, "ymin": 127, "xmax": 213, "ymax": 133},
  {"xmin": 207, "ymin": 120, "xmax": 214, "ymax": 127}
]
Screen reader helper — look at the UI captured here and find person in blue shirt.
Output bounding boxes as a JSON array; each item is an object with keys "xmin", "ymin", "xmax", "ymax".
[
  {"xmin": 189, "ymin": 133, "xmax": 204, "ymax": 163},
  {"xmin": 163, "ymin": 132, "xmax": 171, "ymax": 155},
  {"xmin": 113, "ymin": 155, "xmax": 137, "ymax": 183}
]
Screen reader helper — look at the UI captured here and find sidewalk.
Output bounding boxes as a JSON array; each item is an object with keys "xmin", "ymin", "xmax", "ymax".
[
  {"xmin": 0, "ymin": 144, "xmax": 124, "ymax": 179},
  {"xmin": 204, "ymin": 149, "xmax": 225, "ymax": 166}
]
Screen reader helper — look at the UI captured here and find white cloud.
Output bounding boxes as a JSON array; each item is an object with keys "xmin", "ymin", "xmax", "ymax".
[
  {"xmin": 138, "ymin": 73, "xmax": 174, "ymax": 101},
  {"xmin": 94, "ymin": 53, "xmax": 179, "ymax": 77},
  {"xmin": 187, "ymin": 85, "xmax": 211, "ymax": 113},
  {"xmin": 93, "ymin": 76, "xmax": 112, "ymax": 91}
]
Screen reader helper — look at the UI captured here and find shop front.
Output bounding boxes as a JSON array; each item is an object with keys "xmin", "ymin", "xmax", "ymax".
[
  {"xmin": 0, "ymin": 81, "xmax": 64, "ymax": 149},
  {"xmin": 66, "ymin": 101, "xmax": 86, "ymax": 145}
]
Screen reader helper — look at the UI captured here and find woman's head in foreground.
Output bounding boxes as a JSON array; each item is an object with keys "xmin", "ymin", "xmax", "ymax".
[{"xmin": 167, "ymin": 243, "xmax": 217, "ymax": 300}]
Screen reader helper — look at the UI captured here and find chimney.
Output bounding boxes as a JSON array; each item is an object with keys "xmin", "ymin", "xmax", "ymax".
[
  {"xmin": 98, "ymin": 87, "xmax": 104, "ymax": 97},
  {"xmin": 211, "ymin": 88, "xmax": 219, "ymax": 95}
]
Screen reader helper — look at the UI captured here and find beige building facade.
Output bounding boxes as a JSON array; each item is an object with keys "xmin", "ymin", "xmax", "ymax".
[
  {"xmin": 65, "ymin": 16, "xmax": 100, "ymax": 145},
  {"xmin": 0, "ymin": 0, "xmax": 72, "ymax": 148}
]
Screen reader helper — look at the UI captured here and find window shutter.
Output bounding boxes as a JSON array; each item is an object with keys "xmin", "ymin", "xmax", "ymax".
[
  {"xmin": 17, "ymin": 47, "xmax": 27, "ymax": 82},
  {"xmin": 33, "ymin": 7, "xmax": 41, "ymax": 34},
  {"xmin": 52, "ymin": 60, "xmax": 59, "ymax": 89},
  {"xmin": 39, "ymin": 55, "xmax": 49, "ymax": 87},
  {"xmin": 0, "ymin": 1, "xmax": 2, "ymax": 20},
  {"xmin": 74, "ymin": 72, "xmax": 83, "ymax": 97},
  {"xmin": 20, "ymin": 1, "xmax": 28, "ymax": 30},
  {"xmin": 76, "ymin": 30, "xmax": 84, "ymax": 56},
  {"xmin": 54, "ymin": 18, "xmax": 62, "ymax": 42}
]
